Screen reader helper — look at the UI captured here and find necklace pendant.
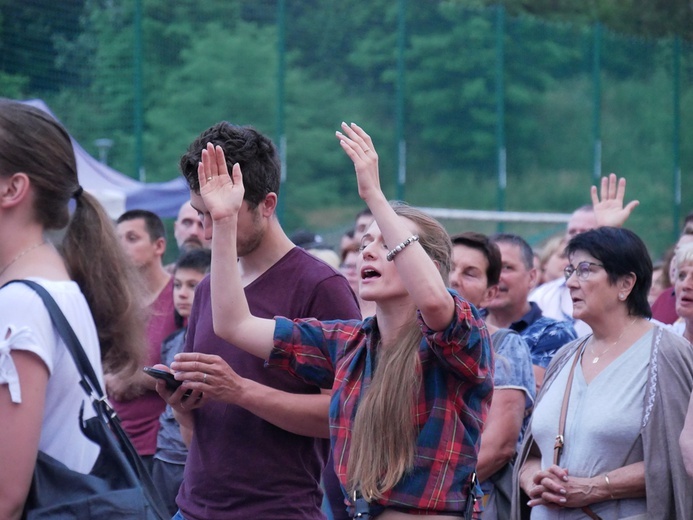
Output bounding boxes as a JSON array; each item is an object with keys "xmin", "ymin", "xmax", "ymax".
[{"xmin": 592, "ymin": 357, "xmax": 599, "ymax": 364}]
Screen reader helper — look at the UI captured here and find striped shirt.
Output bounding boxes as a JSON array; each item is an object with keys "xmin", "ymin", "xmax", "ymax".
[{"xmin": 269, "ymin": 291, "xmax": 493, "ymax": 515}]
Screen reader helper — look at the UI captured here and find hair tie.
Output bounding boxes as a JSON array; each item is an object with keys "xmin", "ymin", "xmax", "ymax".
[{"xmin": 73, "ymin": 185, "xmax": 84, "ymax": 199}]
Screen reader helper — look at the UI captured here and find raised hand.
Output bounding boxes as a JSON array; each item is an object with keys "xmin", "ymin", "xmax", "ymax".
[
  {"xmin": 335, "ymin": 122, "xmax": 382, "ymax": 203},
  {"xmin": 591, "ymin": 173, "xmax": 639, "ymax": 228},
  {"xmin": 198, "ymin": 142, "xmax": 244, "ymax": 222}
]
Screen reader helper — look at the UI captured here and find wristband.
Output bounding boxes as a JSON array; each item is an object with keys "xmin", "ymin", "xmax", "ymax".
[{"xmin": 386, "ymin": 235, "xmax": 419, "ymax": 262}]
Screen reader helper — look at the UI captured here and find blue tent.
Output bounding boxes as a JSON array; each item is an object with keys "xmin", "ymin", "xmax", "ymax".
[{"xmin": 24, "ymin": 99, "xmax": 190, "ymax": 219}]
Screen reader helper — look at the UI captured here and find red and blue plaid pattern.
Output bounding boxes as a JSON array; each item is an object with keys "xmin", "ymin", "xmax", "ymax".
[{"xmin": 269, "ymin": 291, "xmax": 493, "ymax": 515}]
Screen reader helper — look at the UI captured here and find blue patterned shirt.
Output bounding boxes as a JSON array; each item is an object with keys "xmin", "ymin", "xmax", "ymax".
[{"xmin": 509, "ymin": 302, "xmax": 577, "ymax": 368}]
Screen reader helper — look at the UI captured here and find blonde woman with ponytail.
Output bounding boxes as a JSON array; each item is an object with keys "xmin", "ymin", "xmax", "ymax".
[{"xmin": 171, "ymin": 123, "xmax": 493, "ymax": 519}]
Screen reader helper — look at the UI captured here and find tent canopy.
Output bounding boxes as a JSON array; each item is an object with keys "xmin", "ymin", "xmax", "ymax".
[{"xmin": 24, "ymin": 99, "xmax": 190, "ymax": 219}]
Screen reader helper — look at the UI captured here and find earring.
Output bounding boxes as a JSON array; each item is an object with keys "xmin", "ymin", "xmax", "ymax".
[{"xmin": 618, "ymin": 293, "xmax": 625, "ymax": 301}]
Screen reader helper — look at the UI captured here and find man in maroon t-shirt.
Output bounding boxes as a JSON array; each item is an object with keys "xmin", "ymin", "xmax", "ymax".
[
  {"xmin": 157, "ymin": 122, "xmax": 360, "ymax": 520},
  {"xmin": 108, "ymin": 209, "xmax": 177, "ymax": 468}
]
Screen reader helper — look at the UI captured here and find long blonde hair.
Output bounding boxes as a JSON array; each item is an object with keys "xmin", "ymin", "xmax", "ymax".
[{"xmin": 347, "ymin": 202, "xmax": 452, "ymax": 501}]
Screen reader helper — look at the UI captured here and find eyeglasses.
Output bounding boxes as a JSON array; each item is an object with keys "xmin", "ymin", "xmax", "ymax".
[{"xmin": 563, "ymin": 261, "xmax": 604, "ymax": 282}]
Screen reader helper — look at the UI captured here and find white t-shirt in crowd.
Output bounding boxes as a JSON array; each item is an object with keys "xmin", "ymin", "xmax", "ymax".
[{"xmin": 0, "ymin": 278, "xmax": 103, "ymax": 473}]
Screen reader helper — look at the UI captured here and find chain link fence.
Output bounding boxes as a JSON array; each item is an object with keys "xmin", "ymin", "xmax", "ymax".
[{"xmin": 1, "ymin": 1, "xmax": 691, "ymax": 257}]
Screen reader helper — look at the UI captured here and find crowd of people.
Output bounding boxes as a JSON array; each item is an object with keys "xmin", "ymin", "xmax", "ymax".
[{"xmin": 1, "ymin": 98, "xmax": 693, "ymax": 520}]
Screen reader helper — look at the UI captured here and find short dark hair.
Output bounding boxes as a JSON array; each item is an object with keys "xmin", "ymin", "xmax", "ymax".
[
  {"xmin": 565, "ymin": 227, "xmax": 652, "ymax": 318},
  {"xmin": 450, "ymin": 232, "xmax": 502, "ymax": 287},
  {"xmin": 174, "ymin": 248, "xmax": 211, "ymax": 275},
  {"xmin": 179, "ymin": 122, "xmax": 280, "ymax": 208},
  {"xmin": 117, "ymin": 209, "xmax": 166, "ymax": 242},
  {"xmin": 490, "ymin": 233, "xmax": 535, "ymax": 270}
]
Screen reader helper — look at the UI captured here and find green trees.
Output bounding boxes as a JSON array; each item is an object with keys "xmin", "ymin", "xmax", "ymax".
[{"xmin": 1, "ymin": 0, "xmax": 691, "ymax": 253}]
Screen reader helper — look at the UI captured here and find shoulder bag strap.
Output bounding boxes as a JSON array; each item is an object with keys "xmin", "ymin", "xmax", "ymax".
[
  {"xmin": 3, "ymin": 279, "xmax": 169, "ymax": 519},
  {"xmin": 554, "ymin": 336, "xmax": 602, "ymax": 520},
  {"xmin": 553, "ymin": 337, "xmax": 587, "ymax": 465},
  {"xmin": 3, "ymin": 279, "xmax": 104, "ymax": 399}
]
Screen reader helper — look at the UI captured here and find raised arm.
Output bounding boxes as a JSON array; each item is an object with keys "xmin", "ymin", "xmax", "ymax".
[
  {"xmin": 591, "ymin": 173, "xmax": 639, "ymax": 228},
  {"xmin": 198, "ymin": 143, "xmax": 275, "ymax": 359},
  {"xmin": 336, "ymin": 123, "xmax": 455, "ymax": 331}
]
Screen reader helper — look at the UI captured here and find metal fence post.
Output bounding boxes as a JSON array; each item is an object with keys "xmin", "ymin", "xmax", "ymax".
[
  {"xmin": 495, "ymin": 4, "xmax": 506, "ymax": 232},
  {"xmin": 592, "ymin": 22, "xmax": 602, "ymax": 185}
]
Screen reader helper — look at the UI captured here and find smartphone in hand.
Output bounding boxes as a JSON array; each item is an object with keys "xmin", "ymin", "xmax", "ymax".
[{"xmin": 143, "ymin": 366, "xmax": 182, "ymax": 390}]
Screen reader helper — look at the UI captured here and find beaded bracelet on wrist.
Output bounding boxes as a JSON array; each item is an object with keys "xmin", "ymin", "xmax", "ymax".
[{"xmin": 386, "ymin": 235, "xmax": 419, "ymax": 262}]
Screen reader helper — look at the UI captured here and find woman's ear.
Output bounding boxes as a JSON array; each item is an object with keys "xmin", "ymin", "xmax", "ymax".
[
  {"xmin": 0, "ymin": 172, "xmax": 31, "ymax": 209},
  {"xmin": 618, "ymin": 272, "xmax": 637, "ymax": 298}
]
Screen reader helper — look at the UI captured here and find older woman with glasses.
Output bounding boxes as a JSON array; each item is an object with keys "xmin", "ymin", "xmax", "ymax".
[{"xmin": 511, "ymin": 227, "xmax": 693, "ymax": 520}]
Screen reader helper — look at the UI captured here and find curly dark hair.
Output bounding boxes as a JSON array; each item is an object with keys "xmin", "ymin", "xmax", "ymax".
[{"xmin": 179, "ymin": 122, "xmax": 280, "ymax": 208}]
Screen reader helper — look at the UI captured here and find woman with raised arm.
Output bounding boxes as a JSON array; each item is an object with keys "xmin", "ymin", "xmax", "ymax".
[
  {"xmin": 0, "ymin": 99, "xmax": 145, "ymax": 519},
  {"xmin": 171, "ymin": 122, "xmax": 493, "ymax": 519}
]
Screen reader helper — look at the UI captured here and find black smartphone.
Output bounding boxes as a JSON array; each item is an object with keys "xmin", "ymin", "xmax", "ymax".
[{"xmin": 143, "ymin": 366, "xmax": 182, "ymax": 390}]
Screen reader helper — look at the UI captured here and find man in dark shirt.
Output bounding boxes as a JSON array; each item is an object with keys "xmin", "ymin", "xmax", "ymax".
[{"xmin": 109, "ymin": 210, "xmax": 177, "ymax": 468}]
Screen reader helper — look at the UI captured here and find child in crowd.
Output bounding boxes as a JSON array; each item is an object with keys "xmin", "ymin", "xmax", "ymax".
[{"xmin": 151, "ymin": 248, "xmax": 211, "ymax": 516}]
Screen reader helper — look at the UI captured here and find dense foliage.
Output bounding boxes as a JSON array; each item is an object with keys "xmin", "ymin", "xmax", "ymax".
[{"xmin": 1, "ymin": 0, "xmax": 692, "ymax": 257}]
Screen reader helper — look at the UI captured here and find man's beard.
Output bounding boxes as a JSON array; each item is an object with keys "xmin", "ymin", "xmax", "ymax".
[{"xmin": 180, "ymin": 237, "xmax": 205, "ymax": 253}]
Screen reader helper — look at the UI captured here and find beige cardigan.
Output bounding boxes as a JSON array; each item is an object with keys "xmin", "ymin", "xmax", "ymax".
[{"xmin": 510, "ymin": 326, "xmax": 693, "ymax": 520}]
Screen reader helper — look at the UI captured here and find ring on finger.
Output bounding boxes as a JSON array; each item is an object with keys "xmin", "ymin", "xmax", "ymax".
[
  {"xmin": 203, "ymin": 373, "xmax": 208, "ymax": 384},
  {"xmin": 206, "ymin": 176, "xmax": 213, "ymax": 181},
  {"xmin": 363, "ymin": 148, "xmax": 370, "ymax": 153}
]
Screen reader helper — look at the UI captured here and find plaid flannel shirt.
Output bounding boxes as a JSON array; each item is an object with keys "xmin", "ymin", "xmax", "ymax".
[{"xmin": 268, "ymin": 290, "xmax": 493, "ymax": 515}]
